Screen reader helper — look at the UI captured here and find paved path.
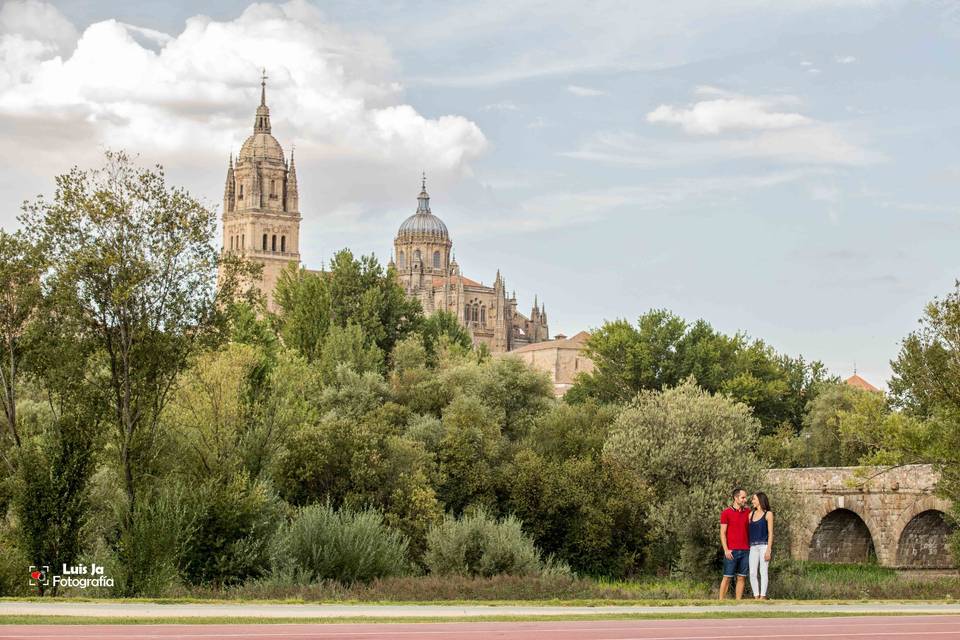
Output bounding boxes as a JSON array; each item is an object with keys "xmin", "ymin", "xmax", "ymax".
[
  {"xmin": 1, "ymin": 615, "xmax": 960, "ymax": 639},
  {"xmin": 2, "ymin": 601, "xmax": 960, "ymax": 619}
]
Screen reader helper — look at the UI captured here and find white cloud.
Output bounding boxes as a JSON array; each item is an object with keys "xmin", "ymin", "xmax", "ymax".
[
  {"xmin": 800, "ymin": 60, "xmax": 814, "ymax": 66},
  {"xmin": 0, "ymin": 0, "xmax": 78, "ymax": 56},
  {"xmin": 567, "ymin": 85, "xmax": 607, "ymax": 97},
  {"xmin": 835, "ymin": 55, "xmax": 857, "ymax": 64},
  {"xmin": 0, "ymin": 0, "xmax": 488, "ymax": 234},
  {"xmin": 646, "ymin": 94, "xmax": 811, "ymax": 135}
]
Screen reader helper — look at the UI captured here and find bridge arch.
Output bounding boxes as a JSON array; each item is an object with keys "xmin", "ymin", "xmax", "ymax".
[
  {"xmin": 891, "ymin": 495, "xmax": 956, "ymax": 568},
  {"xmin": 807, "ymin": 506, "xmax": 879, "ymax": 563}
]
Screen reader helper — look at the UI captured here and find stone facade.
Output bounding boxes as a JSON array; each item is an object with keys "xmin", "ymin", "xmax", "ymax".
[
  {"xmin": 766, "ymin": 465, "xmax": 955, "ymax": 568},
  {"xmin": 219, "ymin": 80, "xmax": 548, "ymax": 352},
  {"xmin": 219, "ymin": 75, "xmax": 301, "ymax": 312},
  {"xmin": 389, "ymin": 178, "xmax": 549, "ymax": 353},
  {"xmin": 506, "ymin": 331, "xmax": 594, "ymax": 396}
]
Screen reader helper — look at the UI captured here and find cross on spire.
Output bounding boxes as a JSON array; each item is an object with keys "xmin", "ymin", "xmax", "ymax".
[{"xmin": 260, "ymin": 68, "xmax": 268, "ymax": 106}]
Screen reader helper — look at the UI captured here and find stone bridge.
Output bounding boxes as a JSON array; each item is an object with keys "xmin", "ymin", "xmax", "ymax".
[{"xmin": 766, "ymin": 465, "xmax": 955, "ymax": 568}]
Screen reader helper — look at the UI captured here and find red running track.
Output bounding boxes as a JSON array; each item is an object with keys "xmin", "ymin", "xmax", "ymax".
[{"xmin": 1, "ymin": 615, "xmax": 959, "ymax": 640}]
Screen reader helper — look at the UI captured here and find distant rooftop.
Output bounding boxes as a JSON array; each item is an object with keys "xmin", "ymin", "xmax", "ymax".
[
  {"xmin": 844, "ymin": 373, "xmax": 880, "ymax": 393},
  {"xmin": 509, "ymin": 330, "xmax": 590, "ymax": 354}
]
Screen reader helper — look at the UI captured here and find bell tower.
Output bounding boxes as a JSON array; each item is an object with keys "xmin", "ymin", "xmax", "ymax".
[{"xmin": 220, "ymin": 71, "xmax": 301, "ymax": 311}]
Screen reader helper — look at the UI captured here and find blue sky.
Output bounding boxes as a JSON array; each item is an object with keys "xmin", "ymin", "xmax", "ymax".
[{"xmin": 2, "ymin": 0, "xmax": 959, "ymax": 387}]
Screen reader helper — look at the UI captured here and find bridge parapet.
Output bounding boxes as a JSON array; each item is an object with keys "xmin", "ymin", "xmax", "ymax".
[{"xmin": 765, "ymin": 465, "xmax": 954, "ymax": 568}]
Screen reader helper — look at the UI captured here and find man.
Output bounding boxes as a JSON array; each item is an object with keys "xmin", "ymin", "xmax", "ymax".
[{"xmin": 719, "ymin": 487, "xmax": 751, "ymax": 600}]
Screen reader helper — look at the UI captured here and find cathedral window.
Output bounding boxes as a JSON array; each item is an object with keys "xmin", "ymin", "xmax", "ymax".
[
  {"xmin": 230, "ymin": 236, "xmax": 234, "ymax": 251},
  {"xmin": 281, "ymin": 236, "xmax": 286, "ymax": 252},
  {"xmin": 262, "ymin": 234, "xmax": 267, "ymax": 250},
  {"xmin": 241, "ymin": 234, "xmax": 245, "ymax": 249},
  {"xmin": 271, "ymin": 235, "xmax": 277, "ymax": 252},
  {"xmin": 398, "ymin": 251, "xmax": 405, "ymax": 268},
  {"xmin": 270, "ymin": 179, "xmax": 277, "ymax": 198},
  {"xmin": 472, "ymin": 304, "xmax": 479, "ymax": 323},
  {"xmin": 433, "ymin": 251, "xmax": 441, "ymax": 268},
  {"xmin": 481, "ymin": 306, "xmax": 486, "ymax": 324},
  {"xmin": 414, "ymin": 249, "xmax": 421, "ymax": 263},
  {"xmin": 239, "ymin": 184, "xmax": 244, "ymax": 200}
]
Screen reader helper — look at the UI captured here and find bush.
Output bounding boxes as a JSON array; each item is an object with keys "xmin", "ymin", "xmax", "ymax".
[
  {"xmin": 271, "ymin": 503, "xmax": 409, "ymax": 584},
  {"xmin": 177, "ymin": 477, "xmax": 284, "ymax": 586},
  {"xmin": 424, "ymin": 508, "xmax": 563, "ymax": 578}
]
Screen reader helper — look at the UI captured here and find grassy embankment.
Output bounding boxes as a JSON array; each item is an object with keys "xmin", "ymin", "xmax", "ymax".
[{"xmin": 14, "ymin": 562, "xmax": 959, "ymax": 604}]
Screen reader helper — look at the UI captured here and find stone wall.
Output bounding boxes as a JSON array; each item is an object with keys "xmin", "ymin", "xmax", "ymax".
[{"xmin": 766, "ymin": 465, "xmax": 955, "ymax": 568}]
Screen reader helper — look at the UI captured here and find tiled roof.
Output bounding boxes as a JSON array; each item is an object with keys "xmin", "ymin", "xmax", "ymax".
[
  {"xmin": 844, "ymin": 374, "xmax": 880, "ymax": 393},
  {"xmin": 431, "ymin": 275, "xmax": 485, "ymax": 288}
]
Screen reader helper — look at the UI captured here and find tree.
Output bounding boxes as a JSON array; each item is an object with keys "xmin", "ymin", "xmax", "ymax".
[
  {"xmin": 273, "ymin": 250, "xmax": 422, "ymax": 364},
  {"xmin": 0, "ymin": 230, "xmax": 46, "ymax": 451},
  {"xmin": 603, "ymin": 379, "xmax": 766, "ymax": 576},
  {"xmin": 568, "ymin": 309, "xmax": 832, "ymax": 434},
  {"xmin": 880, "ymin": 283, "xmax": 960, "ymax": 520},
  {"xmin": 504, "ymin": 402, "xmax": 649, "ymax": 576},
  {"xmin": 419, "ymin": 310, "xmax": 472, "ymax": 362},
  {"xmin": 22, "ymin": 152, "xmax": 236, "ymax": 593}
]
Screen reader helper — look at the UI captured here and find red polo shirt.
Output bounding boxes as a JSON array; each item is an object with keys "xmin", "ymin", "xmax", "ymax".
[{"xmin": 721, "ymin": 506, "xmax": 750, "ymax": 551}]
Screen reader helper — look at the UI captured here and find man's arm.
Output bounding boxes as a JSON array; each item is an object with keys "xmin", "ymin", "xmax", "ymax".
[{"xmin": 720, "ymin": 522, "xmax": 732, "ymax": 560}]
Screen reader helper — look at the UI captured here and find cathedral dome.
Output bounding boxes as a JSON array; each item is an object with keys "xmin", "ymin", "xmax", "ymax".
[
  {"xmin": 239, "ymin": 132, "xmax": 285, "ymax": 163},
  {"xmin": 397, "ymin": 177, "xmax": 449, "ymax": 240}
]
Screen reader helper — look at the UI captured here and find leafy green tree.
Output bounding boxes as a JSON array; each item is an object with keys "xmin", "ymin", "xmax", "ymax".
[
  {"xmin": 0, "ymin": 230, "xmax": 46, "ymax": 451},
  {"xmin": 419, "ymin": 310, "xmax": 472, "ymax": 362},
  {"xmin": 273, "ymin": 250, "xmax": 421, "ymax": 364},
  {"xmin": 22, "ymin": 152, "xmax": 239, "ymax": 593},
  {"xmin": 569, "ymin": 309, "xmax": 832, "ymax": 434},
  {"xmin": 316, "ymin": 322, "xmax": 383, "ymax": 384},
  {"xmin": 505, "ymin": 402, "xmax": 649, "ymax": 576},
  {"xmin": 13, "ymin": 407, "xmax": 98, "ymax": 595},
  {"xmin": 603, "ymin": 379, "xmax": 765, "ymax": 576},
  {"xmin": 799, "ymin": 383, "xmax": 880, "ymax": 466},
  {"xmin": 873, "ymin": 283, "xmax": 960, "ymax": 553},
  {"xmin": 435, "ymin": 395, "xmax": 503, "ymax": 515}
]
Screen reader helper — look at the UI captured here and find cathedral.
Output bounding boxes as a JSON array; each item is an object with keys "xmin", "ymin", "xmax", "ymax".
[{"xmin": 220, "ymin": 77, "xmax": 549, "ymax": 353}]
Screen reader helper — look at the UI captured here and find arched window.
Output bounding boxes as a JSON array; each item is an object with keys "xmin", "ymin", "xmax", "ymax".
[
  {"xmin": 473, "ymin": 304, "xmax": 479, "ymax": 322},
  {"xmin": 271, "ymin": 235, "xmax": 277, "ymax": 252},
  {"xmin": 239, "ymin": 184, "xmax": 244, "ymax": 200},
  {"xmin": 262, "ymin": 234, "xmax": 268, "ymax": 250},
  {"xmin": 398, "ymin": 251, "xmax": 405, "ymax": 268},
  {"xmin": 414, "ymin": 249, "xmax": 421, "ymax": 263},
  {"xmin": 241, "ymin": 234, "xmax": 245, "ymax": 249},
  {"xmin": 270, "ymin": 180, "xmax": 276, "ymax": 197},
  {"xmin": 464, "ymin": 304, "xmax": 470, "ymax": 319},
  {"xmin": 281, "ymin": 236, "xmax": 286, "ymax": 253},
  {"xmin": 480, "ymin": 307, "xmax": 486, "ymax": 324},
  {"xmin": 230, "ymin": 236, "xmax": 234, "ymax": 251},
  {"xmin": 433, "ymin": 251, "xmax": 441, "ymax": 268}
]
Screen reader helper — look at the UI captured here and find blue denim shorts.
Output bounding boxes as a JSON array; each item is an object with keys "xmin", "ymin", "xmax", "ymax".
[{"xmin": 722, "ymin": 549, "xmax": 749, "ymax": 577}]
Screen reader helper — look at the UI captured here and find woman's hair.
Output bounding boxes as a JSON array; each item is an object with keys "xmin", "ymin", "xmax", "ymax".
[{"xmin": 754, "ymin": 492, "xmax": 771, "ymax": 512}]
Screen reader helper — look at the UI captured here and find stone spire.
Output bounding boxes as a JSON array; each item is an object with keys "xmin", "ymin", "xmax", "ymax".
[
  {"xmin": 417, "ymin": 171, "xmax": 430, "ymax": 214},
  {"xmin": 285, "ymin": 146, "xmax": 299, "ymax": 212},
  {"xmin": 254, "ymin": 68, "xmax": 271, "ymax": 134},
  {"xmin": 223, "ymin": 153, "xmax": 235, "ymax": 213}
]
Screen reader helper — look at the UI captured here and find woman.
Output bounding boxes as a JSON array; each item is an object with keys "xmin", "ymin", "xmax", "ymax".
[{"xmin": 748, "ymin": 492, "xmax": 774, "ymax": 600}]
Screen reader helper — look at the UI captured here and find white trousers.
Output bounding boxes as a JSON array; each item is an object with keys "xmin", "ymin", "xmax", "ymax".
[{"xmin": 749, "ymin": 544, "xmax": 769, "ymax": 597}]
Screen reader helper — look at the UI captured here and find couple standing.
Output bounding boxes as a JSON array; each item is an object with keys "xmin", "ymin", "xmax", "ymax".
[{"xmin": 719, "ymin": 487, "xmax": 774, "ymax": 600}]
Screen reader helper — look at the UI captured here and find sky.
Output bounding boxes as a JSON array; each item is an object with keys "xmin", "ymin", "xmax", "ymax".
[{"xmin": 2, "ymin": 0, "xmax": 959, "ymax": 387}]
